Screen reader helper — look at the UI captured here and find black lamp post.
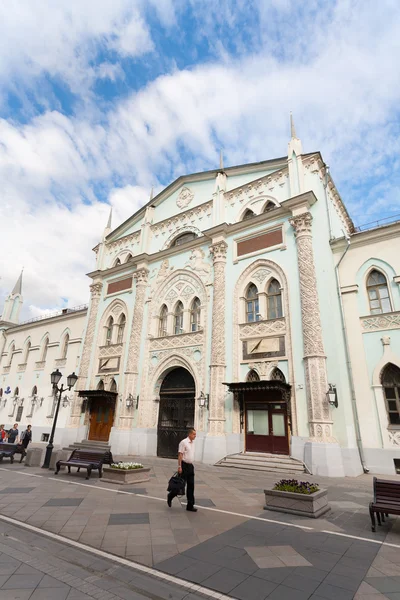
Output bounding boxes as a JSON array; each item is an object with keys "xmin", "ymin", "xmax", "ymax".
[{"xmin": 42, "ymin": 369, "xmax": 78, "ymax": 469}]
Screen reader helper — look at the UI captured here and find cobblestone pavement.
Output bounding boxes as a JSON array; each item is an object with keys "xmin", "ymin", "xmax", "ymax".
[{"xmin": 0, "ymin": 456, "xmax": 399, "ymax": 599}]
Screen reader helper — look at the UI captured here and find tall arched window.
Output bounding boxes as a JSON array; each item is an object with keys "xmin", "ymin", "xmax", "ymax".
[
  {"xmin": 246, "ymin": 284, "xmax": 260, "ymax": 322},
  {"xmin": 159, "ymin": 305, "xmax": 168, "ymax": 337},
  {"xmin": 382, "ymin": 363, "xmax": 400, "ymax": 426},
  {"xmin": 41, "ymin": 337, "xmax": 49, "ymax": 362},
  {"xmin": 190, "ymin": 297, "xmax": 201, "ymax": 332},
  {"xmin": 61, "ymin": 334, "xmax": 69, "ymax": 359},
  {"xmin": 14, "ymin": 386, "xmax": 19, "ymax": 397},
  {"xmin": 31, "ymin": 385, "xmax": 37, "ymax": 397},
  {"xmin": 117, "ymin": 314, "xmax": 126, "ymax": 344},
  {"xmin": 367, "ymin": 270, "xmax": 392, "ymax": 314},
  {"xmin": 174, "ymin": 301, "xmax": 184, "ymax": 335},
  {"xmin": 171, "ymin": 232, "xmax": 197, "ymax": 247},
  {"xmin": 242, "ymin": 209, "xmax": 255, "ymax": 221},
  {"xmin": 24, "ymin": 341, "xmax": 31, "ymax": 364},
  {"xmin": 105, "ymin": 317, "xmax": 114, "ymax": 345},
  {"xmin": 267, "ymin": 279, "xmax": 283, "ymax": 319},
  {"xmin": 0, "ymin": 388, "xmax": 3, "ymax": 399},
  {"xmin": 8, "ymin": 344, "xmax": 15, "ymax": 367}
]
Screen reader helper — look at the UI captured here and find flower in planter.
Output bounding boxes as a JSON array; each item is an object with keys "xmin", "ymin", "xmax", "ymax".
[
  {"xmin": 110, "ymin": 462, "xmax": 144, "ymax": 470},
  {"xmin": 273, "ymin": 478, "xmax": 319, "ymax": 495}
]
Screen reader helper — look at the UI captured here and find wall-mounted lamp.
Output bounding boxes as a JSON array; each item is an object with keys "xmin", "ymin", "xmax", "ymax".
[
  {"xmin": 326, "ymin": 384, "xmax": 338, "ymax": 408},
  {"xmin": 125, "ymin": 394, "xmax": 134, "ymax": 409},
  {"xmin": 62, "ymin": 395, "xmax": 71, "ymax": 408},
  {"xmin": 197, "ymin": 391, "xmax": 209, "ymax": 409}
]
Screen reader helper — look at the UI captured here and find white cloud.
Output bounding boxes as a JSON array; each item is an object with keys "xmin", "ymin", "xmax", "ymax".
[{"xmin": 1, "ymin": 0, "xmax": 400, "ymax": 317}]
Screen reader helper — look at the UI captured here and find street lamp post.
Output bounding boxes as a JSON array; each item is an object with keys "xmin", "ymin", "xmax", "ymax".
[{"xmin": 42, "ymin": 369, "xmax": 78, "ymax": 469}]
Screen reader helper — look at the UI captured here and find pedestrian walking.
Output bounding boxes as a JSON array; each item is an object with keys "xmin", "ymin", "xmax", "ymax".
[
  {"xmin": 20, "ymin": 425, "xmax": 32, "ymax": 449},
  {"xmin": 7, "ymin": 423, "xmax": 19, "ymax": 444},
  {"xmin": 167, "ymin": 428, "xmax": 197, "ymax": 512},
  {"xmin": 0, "ymin": 424, "xmax": 7, "ymax": 443}
]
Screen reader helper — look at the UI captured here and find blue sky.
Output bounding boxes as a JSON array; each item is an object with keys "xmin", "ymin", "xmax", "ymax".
[{"xmin": 0, "ymin": 0, "xmax": 399, "ymax": 317}]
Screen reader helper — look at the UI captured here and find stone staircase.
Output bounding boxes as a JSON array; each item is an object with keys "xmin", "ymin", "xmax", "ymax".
[
  {"xmin": 64, "ymin": 439, "xmax": 112, "ymax": 453},
  {"xmin": 215, "ymin": 452, "xmax": 306, "ymax": 474}
]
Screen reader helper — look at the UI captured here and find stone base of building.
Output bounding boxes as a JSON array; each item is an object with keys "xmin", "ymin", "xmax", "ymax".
[
  {"xmin": 291, "ymin": 436, "xmax": 363, "ymax": 477},
  {"xmin": 363, "ymin": 447, "xmax": 400, "ymax": 475}
]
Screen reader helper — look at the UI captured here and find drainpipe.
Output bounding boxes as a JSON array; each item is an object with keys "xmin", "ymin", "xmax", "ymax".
[
  {"xmin": 335, "ymin": 236, "xmax": 369, "ymax": 473},
  {"xmin": 323, "ymin": 164, "xmax": 333, "ymax": 241}
]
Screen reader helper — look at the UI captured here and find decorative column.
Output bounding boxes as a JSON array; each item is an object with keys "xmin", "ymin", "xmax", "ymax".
[
  {"xmin": 69, "ymin": 281, "xmax": 103, "ymax": 428},
  {"xmin": 122, "ymin": 268, "xmax": 149, "ymax": 429},
  {"xmin": 206, "ymin": 240, "xmax": 228, "ymax": 454},
  {"xmin": 289, "ymin": 213, "xmax": 334, "ymax": 442}
]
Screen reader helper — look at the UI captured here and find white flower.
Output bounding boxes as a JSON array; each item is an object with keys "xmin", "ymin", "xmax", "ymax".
[{"xmin": 111, "ymin": 461, "xmax": 143, "ymax": 470}]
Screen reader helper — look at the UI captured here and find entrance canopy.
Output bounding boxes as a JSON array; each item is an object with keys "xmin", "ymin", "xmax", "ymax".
[{"xmin": 78, "ymin": 390, "xmax": 118, "ymax": 403}]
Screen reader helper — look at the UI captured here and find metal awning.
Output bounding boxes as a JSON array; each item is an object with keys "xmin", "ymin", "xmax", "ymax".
[
  {"xmin": 78, "ymin": 390, "xmax": 118, "ymax": 401},
  {"xmin": 223, "ymin": 380, "xmax": 291, "ymax": 393}
]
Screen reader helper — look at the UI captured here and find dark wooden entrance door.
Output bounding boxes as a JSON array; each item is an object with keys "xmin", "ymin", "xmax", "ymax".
[
  {"xmin": 245, "ymin": 397, "xmax": 289, "ymax": 455},
  {"xmin": 88, "ymin": 399, "xmax": 115, "ymax": 442},
  {"xmin": 157, "ymin": 367, "xmax": 195, "ymax": 458}
]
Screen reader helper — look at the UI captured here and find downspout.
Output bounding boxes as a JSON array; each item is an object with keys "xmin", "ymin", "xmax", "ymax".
[
  {"xmin": 335, "ymin": 236, "xmax": 369, "ymax": 472},
  {"xmin": 323, "ymin": 164, "xmax": 333, "ymax": 240}
]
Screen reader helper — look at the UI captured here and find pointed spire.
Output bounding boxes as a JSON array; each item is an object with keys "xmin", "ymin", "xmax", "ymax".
[
  {"xmin": 12, "ymin": 269, "xmax": 23, "ymax": 296},
  {"xmin": 290, "ymin": 112, "xmax": 296, "ymax": 139},
  {"xmin": 149, "ymin": 186, "xmax": 154, "ymax": 202},
  {"xmin": 106, "ymin": 207, "xmax": 112, "ymax": 230},
  {"xmin": 219, "ymin": 149, "xmax": 224, "ymax": 171}
]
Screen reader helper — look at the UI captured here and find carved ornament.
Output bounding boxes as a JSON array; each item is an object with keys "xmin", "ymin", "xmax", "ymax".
[
  {"xmin": 177, "ymin": 186, "xmax": 194, "ymax": 209},
  {"xmin": 361, "ymin": 313, "xmax": 400, "ymax": 332},
  {"xmin": 289, "ymin": 212, "xmax": 313, "ymax": 237},
  {"xmin": 210, "ymin": 241, "xmax": 228, "ymax": 263}
]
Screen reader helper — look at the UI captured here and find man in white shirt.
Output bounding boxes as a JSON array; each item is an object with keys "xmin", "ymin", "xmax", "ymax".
[{"xmin": 167, "ymin": 428, "xmax": 197, "ymax": 512}]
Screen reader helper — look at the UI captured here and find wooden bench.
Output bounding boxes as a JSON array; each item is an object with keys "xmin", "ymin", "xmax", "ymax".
[
  {"xmin": 0, "ymin": 444, "xmax": 18, "ymax": 463},
  {"xmin": 55, "ymin": 449, "xmax": 109, "ymax": 480},
  {"xmin": 369, "ymin": 477, "xmax": 400, "ymax": 531}
]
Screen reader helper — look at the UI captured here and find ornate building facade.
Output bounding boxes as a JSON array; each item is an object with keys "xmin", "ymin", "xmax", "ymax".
[{"xmin": 1, "ymin": 123, "xmax": 399, "ymax": 476}]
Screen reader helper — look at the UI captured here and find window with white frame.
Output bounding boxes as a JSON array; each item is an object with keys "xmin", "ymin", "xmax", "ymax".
[
  {"xmin": 170, "ymin": 232, "xmax": 197, "ymax": 247},
  {"xmin": 117, "ymin": 314, "xmax": 126, "ymax": 344},
  {"xmin": 61, "ymin": 334, "xmax": 69, "ymax": 359},
  {"xmin": 174, "ymin": 301, "xmax": 184, "ymax": 335},
  {"xmin": 267, "ymin": 279, "xmax": 283, "ymax": 319},
  {"xmin": 246, "ymin": 284, "xmax": 260, "ymax": 322},
  {"xmin": 367, "ymin": 270, "xmax": 392, "ymax": 314},
  {"xmin": 190, "ymin": 297, "xmax": 201, "ymax": 332},
  {"xmin": 159, "ymin": 305, "xmax": 168, "ymax": 337},
  {"xmin": 382, "ymin": 363, "xmax": 400, "ymax": 426},
  {"xmin": 105, "ymin": 316, "xmax": 114, "ymax": 345},
  {"xmin": 41, "ymin": 338, "xmax": 49, "ymax": 362},
  {"xmin": 8, "ymin": 344, "xmax": 15, "ymax": 366},
  {"xmin": 24, "ymin": 341, "xmax": 31, "ymax": 364}
]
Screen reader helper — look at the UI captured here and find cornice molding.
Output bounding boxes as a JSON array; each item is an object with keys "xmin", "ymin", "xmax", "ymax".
[{"xmin": 331, "ymin": 222, "xmax": 400, "ymax": 251}]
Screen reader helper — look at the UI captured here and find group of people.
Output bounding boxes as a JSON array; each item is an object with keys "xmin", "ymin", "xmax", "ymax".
[{"xmin": 0, "ymin": 423, "xmax": 32, "ymax": 448}]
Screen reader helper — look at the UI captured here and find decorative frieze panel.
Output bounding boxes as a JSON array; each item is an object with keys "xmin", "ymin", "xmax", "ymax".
[
  {"xmin": 388, "ymin": 430, "xmax": 400, "ymax": 446},
  {"xmin": 151, "ymin": 201, "xmax": 212, "ymax": 241},
  {"xmin": 54, "ymin": 358, "xmax": 67, "ymax": 368},
  {"xmin": 2, "ymin": 366, "xmax": 10, "ymax": 374},
  {"xmin": 105, "ymin": 231, "xmax": 141, "ymax": 253},
  {"xmin": 150, "ymin": 332, "xmax": 203, "ymax": 351},
  {"xmin": 361, "ymin": 312, "xmax": 400, "ymax": 332},
  {"xmin": 34, "ymin": 361, "xmax": 46, "ymax": 370},
  {"xmin": 226, "ymin": 170, "xmax": 289, "ymax": 207},
  {"xmin": 17, "ymin": 363, "xmax": 27, "ymax": 372},
  {"xmin": 240, "ymin": 318, "xmax": 286, "ymax": 339},
  {"xmin": 99, "ymin": 343, "xmax": 123, "ymax": 358}
]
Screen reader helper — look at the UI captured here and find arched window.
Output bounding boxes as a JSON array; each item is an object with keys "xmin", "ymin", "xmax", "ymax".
[
  {"xmin": 0, "ymin": 388, "xmax": 3, "ymax": 398},
  {"xmin": 267, "ymin": 279, "xmax": 283, "ymax": 319},
  {"xmin": 117, "ymin": 314, "xmax": 126, "ymax": 344},
  {"xmin": 190, "ymin": 297, "xmax": 201, "ymax": 332},
  {"xmin": 31, "ymin": 385, "xmax": 37, "ymax": 397},
  {"xmin": 174, "ymin": 301, "xmax": 184, "ymax": 335},
  {"xmin": 14, "ymin": 386, "xmax": 19, "ymax": 397},
  {"xmin": 110, "ymin": 379, "xmax": 117, "ymax": 392},
  {"xmin": 171, "ymin": 232, "xmax": 197, "ymax": 247},
  {"xmin": 247, "ymin": 370, "xmax": 260, "ymax": 382},
  {"xmin": 41, "ymin": 337, "xmax": 49, "ymax": 362},
  {"xmin": 105, "ymin": 317, "xmax": 114, "ymax": 346},
  {"xmin": 271, "ymin": 368, "xmax": 286, "ymax": 382},
  {"xmin": 367, "ymin": 270, "xmax": 392, "ymax": 314},
  {"xmin": 125, "ymin": 254, "xmax": 133, "ymax": 263},
  {"xmin": 382, "ymin": 363, "xmax": 400, "ymax": 426},
  {"xmin": 61, "ymin": 334, "xmax": 69, "ymax": 359},
  {"xmin": 263, "ymin": 201, "xmax": 276, "ymax": 213},
  {"xmin": 242, "ymin": 209, "xmax": 255, "ymax": 221},
  {"xmin": 159, "ymin": 305, "xmax": 168, "ymax": 337},
  {"xmin": 97, "ymin": 380, "xmax": 104, "ymax": 391},
  {"xmin": 8, "ymin": 344, "xmax": 15, "ymax": 367},
  {"xmin": 114, "ymin": 258, "xmax": 122, "ymax": 267},
  {"xmin": 246, "ymin": 284, "xmax": 260, "ymax": 322},
  {"xmin": 24, "ymin": 341, "xmax": 31, "ymax": 364}
]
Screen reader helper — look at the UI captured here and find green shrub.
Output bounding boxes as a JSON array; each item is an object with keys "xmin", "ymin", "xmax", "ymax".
[{"xmin": 273, "ymin": 479, "xmax": 319, "ymax": 495}]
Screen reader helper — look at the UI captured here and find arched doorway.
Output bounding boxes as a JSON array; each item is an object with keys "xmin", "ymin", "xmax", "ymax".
[{"xmin": 157, "ymin": 367, "xmax": 195, "ymax": 458}]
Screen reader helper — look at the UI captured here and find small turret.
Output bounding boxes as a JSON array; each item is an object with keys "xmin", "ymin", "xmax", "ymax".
[
  {"xmin": 1, "ymin": 270, "xmax": 24, "ymax": 324},
  {"xmin": 287, "ymin": 113, "xmax": 305, "ymax": 196}
]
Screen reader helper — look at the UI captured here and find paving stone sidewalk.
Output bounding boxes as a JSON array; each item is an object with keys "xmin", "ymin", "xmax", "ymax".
[{"xmin": 0, "ymin": 456, "xmax": 399, "ymax": 599}]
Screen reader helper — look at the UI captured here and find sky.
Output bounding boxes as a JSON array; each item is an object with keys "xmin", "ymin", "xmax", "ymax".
[{"xmin": 1, "ymin": 0, "xmax": 400, "ymax": 320}]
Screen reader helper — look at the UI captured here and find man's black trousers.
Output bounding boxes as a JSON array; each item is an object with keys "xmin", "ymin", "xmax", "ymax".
[{"xmin": 169, "ymin": 461, "xmax": 195, "ymax": 508}]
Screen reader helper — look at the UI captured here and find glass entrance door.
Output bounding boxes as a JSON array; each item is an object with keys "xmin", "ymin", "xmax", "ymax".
[{"xmin": 245, "ymin": 403, "xmax": 289, "ymax": 454}]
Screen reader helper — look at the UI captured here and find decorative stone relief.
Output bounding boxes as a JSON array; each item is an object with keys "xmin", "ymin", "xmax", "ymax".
[
  {"xmin": 247, "ymin": 361, "xmax": 278, "ymax": 379},
  {"xmin": 185, "ymin": 248, "xmax": 212, "ymax": 283},
  {"xmin": 240, "ymin": 318, "xmax": 286, "ymax": 338},
  {"xmin": 253, "ymin": 269, "xmax": 271, "ymax": 284},
  {"xmin": 361, "ymin": 313, "xmax": 400, "ymax": 332},
  {"xmin": 177, "ymin": 186, "xmax": 194, "ymax": 209},
  {"xmin": 105, "ymin": 231, "xmax": 141, "ymax": 263},
  {"xmin": 153, "ymin": 202, "xmax": 212, "ymax": 243},
  {"xmin": 388, "ymin": 430, "xmax": 400, "ymax": 446},
  {"xmin": 150, "ymin": 332, "xmax": 203, "ymax": 351},
  {"xmin": 226, "ymin": 170, "xmax": 289, "ymax": 207},
  {"xmin": 290, "ymin": 213, "xmax": 333, "ymax": 441},
  {"xmin": 148, "ymin": 260, "xmax": 174, "ymax": 298},
  {"xmin": 99, "ymin": 344, "xmax": 123, "ymax": 358}
]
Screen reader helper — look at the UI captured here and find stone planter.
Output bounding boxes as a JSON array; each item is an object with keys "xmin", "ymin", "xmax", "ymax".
[
  {"xmin": 264, "ymin": 488, "xmax": 330, "ymax": 518},
  {"xmin": 102, "ymin": 466, "xmax": 151, "ymax": 485}
]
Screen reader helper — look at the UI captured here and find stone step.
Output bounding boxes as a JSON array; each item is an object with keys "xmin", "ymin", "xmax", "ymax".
[
  {"xmin": 236, "ymin": 453, "xmax": 300, "ymax": 464},
  {"xmin": 220, "ymin": 459, "xmax": 304, "ymax": 471},
  {"xmin": 216, "ymin": 462, "xmax": 305, "ymax": 474},
  {"xmin": 216, "ymin": 452, "xmax": 305, "ymax": 473}
]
